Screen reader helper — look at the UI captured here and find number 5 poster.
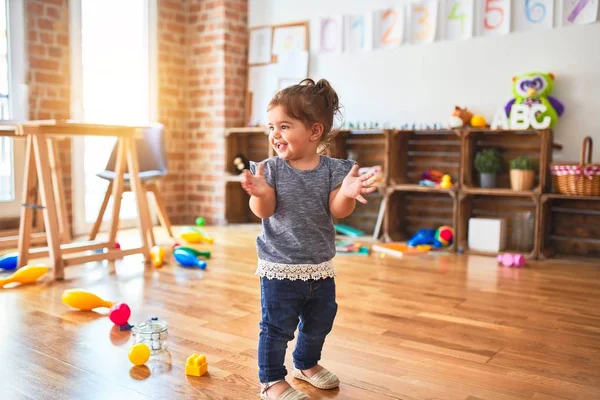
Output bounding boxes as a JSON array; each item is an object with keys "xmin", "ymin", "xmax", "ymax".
[
  {"xmin": 446, "ymin": 0, "xmax": 474, "ymax": 40},
  {"xmin": 410, "ymin": 0, "xmax": 438, "ymax": 44},
  {"xmin": 481, "ymin": 0, "xmax": 511, "ymax": 36}
]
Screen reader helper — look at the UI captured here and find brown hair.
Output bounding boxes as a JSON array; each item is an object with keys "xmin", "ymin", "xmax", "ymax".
[{"xmin": 268, "ymin": 78, "xmax": 342, "ymax": 153}]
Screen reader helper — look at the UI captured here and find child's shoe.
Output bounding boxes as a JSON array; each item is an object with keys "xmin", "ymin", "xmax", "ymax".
[
  {"xmin": 292, "ymin": 367, "xmax": 339, "ymax": 390},
  {"xmin": 260, "ymin": 380, "xmax": 309, "ymax": 400}
]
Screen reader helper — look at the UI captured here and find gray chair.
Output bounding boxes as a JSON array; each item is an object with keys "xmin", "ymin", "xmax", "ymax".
[{"xmin": 89, "ymin": 123, "xmax": 173, "ymax": 243}]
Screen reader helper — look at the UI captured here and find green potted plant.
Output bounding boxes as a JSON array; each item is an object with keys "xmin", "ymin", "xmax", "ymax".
[
  {"xmin": 510, "ymin": 156, "xmax": 536, "ymax": 191},
  {"xmin": 474, "ymin": 149, "xmax": 502, "ymax": 188}
]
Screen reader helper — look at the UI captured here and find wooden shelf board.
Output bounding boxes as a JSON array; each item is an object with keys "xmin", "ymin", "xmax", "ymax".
[
  {"xmin": 225, "ymin": 174, "xmax": 244, "ymax": 182},
  {"xmin": 389, "ymin": 184, "xmax": 456, "ymax": 194},
  {"xmin": 224, "ymin": 127, "xmax": 267, "ymax": 135},
  {"xmin": 462, "ymin": 187, "xmax": 536, "ymax": 197},
  {"xmin": 542, "ymin": 193, "xmax": 600, "ymax": 201}
]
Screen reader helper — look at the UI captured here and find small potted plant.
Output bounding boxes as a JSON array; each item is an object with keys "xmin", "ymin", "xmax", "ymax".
[
  {"xmin": 510, "ymin": 156, "xmax": 536, "ymax": 191},
  {"xmin": 474, "ymin": 149, "xmax": 502, "ymax": 188}
]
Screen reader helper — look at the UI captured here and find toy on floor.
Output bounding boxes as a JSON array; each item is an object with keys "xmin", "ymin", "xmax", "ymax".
[
  {"xmin": 195, "ymin": 217, "xmax": 205, "ymax": 226},
  {"xmin": 408, "ymin": 226, "xmax": 454, "ymax": 248},
  {"xmin": 129, "ymin": 343, "xmax": 151, "ymax": 366},
  {"xmin": 150, "ymin": 246, "xmax": 165, "ymax": 268},
  {"xmin": 173, "ymin": 248, "xmax": 207, "ymax": 269},
  {"xmin": 0, "ymin": 264, "xmax": 48, "ymax": 288},
  {"xmin": 171, "ymin": 242, "xmax": 181, "ymax": 250},
  {"xmin": 186, "ymin": 353, "xmax": 208, "ymax": 377},
  {"xmin": 61, "ymin": 289, "xmax": 114, "ymax": 311},
  {"xmin": 334, "ymin": 224, "xmax": 364, "ymax": 237},
  {"xmin": 497, "ymin": 253, "xmax": 526, "ymax": 268},
  {"xmin": 109, "ymin": 303, "xmax": 133, "ymax": 331},
  {"xmin": 335, "ymin": 240, "xmax": 370, "ymax": 256},
  {"xmin": 173, "ymin": 245, "xmax": 211, "ymax": 259},
  {"xmin": 133, "ymin": 317, "xmax": 169, "ymax": 353},
  {"xmin": 0, "ymin": 252, "xmax": 18, "ymax": 271},
  {"xmin": 371, "ymin": 242, "xmax": 430, "ymax": 258},
  {"xmin": 181, "ymin": 229, "xmax": 214, "ymax": 244}
]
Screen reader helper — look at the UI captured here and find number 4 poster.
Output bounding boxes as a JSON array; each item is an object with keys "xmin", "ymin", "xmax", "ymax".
[
  {"xmin": 446, "ymin": 0, "xmax": 474, "ymax": 40},
  {"xmin": 563, "ymin": 0, "xmax": 599, "ymax": 26},
  {"xmin": 410, "ymin": 0, "xmax": 439, "ymax": 44},
  {"xmin": 515, "ymin": 0, "xmax": 554, "ymax": 31},
  {"xmin": 481, "ymin": 0, "xmax": 511, "ymax": 36}
]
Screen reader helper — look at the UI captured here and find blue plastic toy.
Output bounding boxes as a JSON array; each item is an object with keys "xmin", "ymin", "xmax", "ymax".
[
  {"xmin": 0, "ymin": 253, "xmax": 18, "ymax": 271},
  {"xmin": 173, "ymin": 248, "xmax": 207, "ymax": 269},
  {"xmin": 408, "ymin": 229, "xmax": 444, "ymax": 248}
]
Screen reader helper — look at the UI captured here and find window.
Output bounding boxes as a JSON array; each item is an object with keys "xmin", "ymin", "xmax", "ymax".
[
  {"xmin": 0, "ymin": 0, "xmax": 27, "ymax": 216},
  {"xmin": 70, "ymin": 0, "xmax": 157, "ymax": 234}
]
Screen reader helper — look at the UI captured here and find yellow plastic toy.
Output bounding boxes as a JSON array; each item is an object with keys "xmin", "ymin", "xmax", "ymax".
[
  {"xmin": 470, "ymin": 114, "xmax": 487, "ymax": 127},
  {"xmin": 185, "ymin": 353, "xmax": 208, "ymax": 377},
  {"xmin": 61, "ymin": 289, "xmax": 114, "ymax": 311},
  {"xmin": 0, "ymin": 265, "xmax": 48, "ymax": 288},
  {"xmin": 150, "ymin": 246, "xmax": 164, "ymax": 268},
  {"xmin": 440, "ymin": 174, "xmax": 452, "ymax": 189},
  {"xmin": 181, "ymin": 230, "xmax": 214, "ymax": 245},
  {"xmin": 129, "ymin": 343, "xmax": 151, "ymax": 366}
]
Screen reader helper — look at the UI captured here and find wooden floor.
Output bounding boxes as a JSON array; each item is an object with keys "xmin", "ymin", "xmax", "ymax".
[{"xmin": 1, "ymin": 225, "xmax": 600, "ymax": 400}]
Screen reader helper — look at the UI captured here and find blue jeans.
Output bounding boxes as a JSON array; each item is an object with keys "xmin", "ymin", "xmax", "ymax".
[{"xmin": 258, "ymin": 277, "xmax": 338, "ymax": 383}]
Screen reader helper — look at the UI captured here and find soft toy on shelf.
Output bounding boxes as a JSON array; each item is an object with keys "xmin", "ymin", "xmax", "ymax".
[
  {"xmin": 505, "ymin": 72, "xmax": 564, "ymax": 128},
  {"xmin": 449, "ymin": 106, "xmax": 474, "ymax": 128}
]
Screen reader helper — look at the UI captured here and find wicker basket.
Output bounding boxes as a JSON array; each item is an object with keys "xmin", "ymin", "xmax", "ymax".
[{"xmin": 551, "ymin": 136, "xmax": 600, "ymax": 196}]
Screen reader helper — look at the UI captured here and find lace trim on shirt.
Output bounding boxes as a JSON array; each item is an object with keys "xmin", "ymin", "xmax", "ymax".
[{"xmin": 256, "ymin": 259, "xmax": 336, "ymax": 281}]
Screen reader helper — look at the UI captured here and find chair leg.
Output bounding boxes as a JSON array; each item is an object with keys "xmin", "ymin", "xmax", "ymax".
[
  {"xmin": 89, "ymin": 181, "xmax": 113, "ymax": 241},
  {"xmin": 147, "ymin": 182, "xmax": 174, "ymax": 238}
]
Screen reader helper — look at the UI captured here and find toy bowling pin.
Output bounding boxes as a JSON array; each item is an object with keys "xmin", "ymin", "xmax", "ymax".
[
  {"xmin": 150, "ymin": 246, "xmax": 165, "ymax": 268},
  {"xmin": 109, "ymin": 303, "xmax": 133, "ymax": 330},
  {"xmin": 175, "ymin": 246, "xmax": 211, "ymax": 259},
  {"xmin": 0, "ymin": 265, "xmax": 49, "ymax": 288},
  {"xmin": 181, "ymin": 229, "xmax": 214, "ymax": 244},
  {"xmin": 61, "ymin": 289, "xmax": 114, "ymax": 311},
  {"xmin": 173, "ymin": 248, "xmax": 207, "ymax": 269},
  {"xmin": 0, "ymin": 253, "xmax": 18, "ymax": 271}
]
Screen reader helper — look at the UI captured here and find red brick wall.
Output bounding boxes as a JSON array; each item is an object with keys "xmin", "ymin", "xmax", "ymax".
[
  {"xmin": 157, "ymin": 0, "xmax": 190, "ymax": 225},
  {"xmin": 26, "ymin": 0, "xmax": 73, "ymax": 230},
  {"xmin": 185, "ymin": 0, "xmax": 248, "ymax": 225}
]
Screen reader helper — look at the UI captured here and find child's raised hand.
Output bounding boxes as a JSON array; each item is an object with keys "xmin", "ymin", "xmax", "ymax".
[
  {"xmin": 340, "ymin": 164, "xmax": 378, "ymax": 204},
  {"xmin": 241, "ymin": 163, "xmax": 270, "ymax": 198}
]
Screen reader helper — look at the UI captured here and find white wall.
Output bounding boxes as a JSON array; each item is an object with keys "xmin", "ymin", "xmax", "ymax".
[{"xmin": 249, "ymin": 0, "xmax": 600, "ymax": 162}]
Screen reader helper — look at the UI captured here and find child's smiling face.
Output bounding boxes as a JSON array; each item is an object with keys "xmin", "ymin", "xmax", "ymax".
[{"xmin": 267, "ymin": 105, "xmax": 317, "ymax": 161}]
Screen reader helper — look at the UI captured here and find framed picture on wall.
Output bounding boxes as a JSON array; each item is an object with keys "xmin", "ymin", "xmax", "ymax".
[
  {"xmin": 272, "ymin": 21, "xmax": 309, "ymax": 56},
  {"xmin": 248, "ymin": 26, "xmax": 273, "ymax": 65}
]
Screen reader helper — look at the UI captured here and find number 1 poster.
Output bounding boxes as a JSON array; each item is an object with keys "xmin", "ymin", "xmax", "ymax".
[
  {"xmin": 515, "ymin": 0, "xmax": 554, "ymax": 32},
  {"xmin": 446, "ymin": 0, "xmax": 474, "ymax": 40},
  {"xmin": 344, "ymin": 13, "xmax": 373, "ymax": 52},
  {"xmin": 481, "ymin": 0, "xmax": 511, "ymax": 36}
]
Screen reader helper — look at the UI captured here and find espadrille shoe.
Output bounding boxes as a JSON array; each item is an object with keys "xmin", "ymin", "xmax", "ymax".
[
  {"xmin": 260, "ymin": 381, "xmax": 309, "ymax": 400},
  {"xmin": 292, "ymin": 367, "xmax": 340, "ymax": 390}
]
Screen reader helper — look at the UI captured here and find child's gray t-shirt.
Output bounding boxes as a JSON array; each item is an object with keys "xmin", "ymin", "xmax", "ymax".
[{"xmin": 249, "ymin": 155, "xmax": 354, "ymax": 281}]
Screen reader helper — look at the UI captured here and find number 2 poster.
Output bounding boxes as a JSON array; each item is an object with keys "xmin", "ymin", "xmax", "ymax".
[{"xmin": 374, "ymin": 8, "xmax": 404, "ymax": 49}]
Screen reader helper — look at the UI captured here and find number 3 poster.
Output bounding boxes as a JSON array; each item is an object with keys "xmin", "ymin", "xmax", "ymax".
[
  {"xmin": 481, "ymin": 0, "xmax": 511, "ymax": 36},
  {"xmin": 410, "ymin": 0, "xmax": 439, "ymax": 44}
]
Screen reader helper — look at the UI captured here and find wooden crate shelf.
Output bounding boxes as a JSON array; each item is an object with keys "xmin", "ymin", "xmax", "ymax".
[
  {"xmin": 329, "ymin": 130, "xmax": 389, "ymax": 169},
  {"xmin": 224, "ymin": 128, "xmax": 272, "ymax": 175},
  {"xmin": 461, "ymin": 129, "xmax": 552, "ymax": 194},
  {"xmin": 457, "ymin": 192, "xmax": 539, "ymax": 258},
  {"xmin": 538, "ymin": 194, "xmax": 600, "ymax": 262},
  {"xmin": 225, "ymin": 181, "xmax": 260, "ymax": 224},
  {"xmin": 384, "ymin": 187, "xmax": 458, "ymax": 250},
  {"xmin": 335, "ymin": 189, "xmax": 385, "ymax": 238},
  {"xmin": 389, "ymin": 130, "xmax": 461, "ymax": 188}
]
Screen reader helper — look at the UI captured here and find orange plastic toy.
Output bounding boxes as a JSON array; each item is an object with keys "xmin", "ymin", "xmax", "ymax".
[
  {"xmin": 150, "ymin": 246, "xmax": 164, "ymax": 268},
  {"xmin": 129, "ymin": 343, "xmax": 151, "ymax": 366},
  {"xmin": 61, "ymin": 289, "xmax": 114, "ymax": 311},
  {"xmin": 0, "ymin": 265, "xmax": 48, "ymax": 288},
  {"xmin": 181, "ymin": 230, "xmax": 214, "ymax": 245},
  {"xmin": 185, "ymin": 353, "xmax": 208, "ymax": 376}
]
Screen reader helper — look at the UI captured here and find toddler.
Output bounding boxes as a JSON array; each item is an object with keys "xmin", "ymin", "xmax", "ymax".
[{"xmin": 241, "ymin": 78, "xmax": 377, "ymax": 400}]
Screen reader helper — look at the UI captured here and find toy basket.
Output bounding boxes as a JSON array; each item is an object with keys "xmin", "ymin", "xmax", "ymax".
[{"xmin": 551, "ymin": 136, "xmax": 600, "ymax": 196}]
